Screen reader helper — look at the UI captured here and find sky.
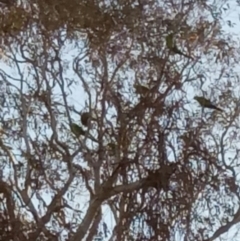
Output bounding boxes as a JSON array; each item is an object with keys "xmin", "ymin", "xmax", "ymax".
[{"xmin": 0, "ymin": 0, "xmax": 240, "ymax": 241}]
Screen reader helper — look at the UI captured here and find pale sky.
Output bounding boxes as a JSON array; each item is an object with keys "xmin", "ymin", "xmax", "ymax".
[{"xmin": 0, "ymin": 1, "xmax": 240, "ymax": 241}]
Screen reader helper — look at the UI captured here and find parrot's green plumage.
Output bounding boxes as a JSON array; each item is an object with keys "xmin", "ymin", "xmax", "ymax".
[
  {"xmin": 70, "ymin": 123, "xmax": 86, "ymax": 137},
  {"xmin": 166, "ymin": 33, "xmax": 175, "ymax": 49},
  {"xmin": 107, "ymin": 142, "xmax": 117, "ymax": 156},
  {"xmin": 81, "ymin": 112, "xmax": 91, "ymax": 126},
  {"xmin": 134, "ymin": 83, "xmax": 150, "ymax": 95},
  {"xmin": 108, "ymin": 143, "xmax": 117, "ymax": 150},
  {"xmin": 194, "ymin": 96, "xmax": 223, "ymax": 112},
  {"xmin": 166, "ymin": 33, "xmax": 193, "ymax": 60}
]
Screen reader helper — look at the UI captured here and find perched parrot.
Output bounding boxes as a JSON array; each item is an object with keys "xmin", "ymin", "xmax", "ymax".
[
  {"xmin": 107, "ymin": 142, "xmax": 117, "ymax": 156},
  {"xmin": 194, "ymin": 96, "xmax": 223, "ymax": 111},
  {"xmin": 134, "ymin": 83, "xmax": 150, "ymax": 95},
  {"xmin": 166, "ymin": 33, "xmax": 193, "ymax": 60},
  {"xmin": 70, "ymin": 123, "xmax": 85, "ymax": 137},
  {"xmin": 81, "ymin": 112, "xmax": 91, "ymax": 126}
]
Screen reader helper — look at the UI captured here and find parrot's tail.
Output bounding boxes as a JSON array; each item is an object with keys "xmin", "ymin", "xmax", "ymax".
[
  {"xmin": 208, "ymin": 105, "xmax": 223, "ymax": 112},
  {"xmin": 171, "ymin": 47, "xmax": 194, "ymax": 60},
  {"xmin": 215, "ymin": 107, "xmax": 223, "ymax": 112}
]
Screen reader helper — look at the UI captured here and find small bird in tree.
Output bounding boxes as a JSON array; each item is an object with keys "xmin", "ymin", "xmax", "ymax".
[
  {"xmin": 107, "ymin": 142, "xmax": 118, "ymax": 156},
  {"xmin": 134, "ymin": 83, "xmax": 150, "ymax": 96},
  {"xmin": 194, "ymin": 96, "xmax": 223, "ymax": 112},
  {"xmin": 70, "ymin": 123, "xmax": 85, "ymax": 137},
  {"xmin": 166, "ymin": 33, "xmax": 193, "ymax": 60},
  {"xmin": 81, "ymin": 112, "xmax": 91, "ymax": 126}
]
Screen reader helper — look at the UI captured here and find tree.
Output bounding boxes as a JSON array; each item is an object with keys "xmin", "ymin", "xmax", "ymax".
[{"xmin": 0, "ymin": 0, "xmax": 239, "ymax": 241}]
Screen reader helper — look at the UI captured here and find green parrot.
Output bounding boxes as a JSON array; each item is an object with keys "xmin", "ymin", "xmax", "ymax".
[
  {"xmin": 134, "ymin": 83, "xmax": 150, "ymax": 95},
  {"xmin": 194, "ymin": 96, "xmax": 223, "ymax": 111},
  {"xmin": 81, "ymin": 112, "xmax": 91, "ymax": 126},
  {"xmin": 107, "ymin": 142, "xmax": 117, "ymax": 156},
  {"xmin": 70, "ymin": 123, "xmax": 86, "ymax": 137},
  {"xmin": 166, "ymin": 33, "xmax": 193, "ymax": 60}
]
